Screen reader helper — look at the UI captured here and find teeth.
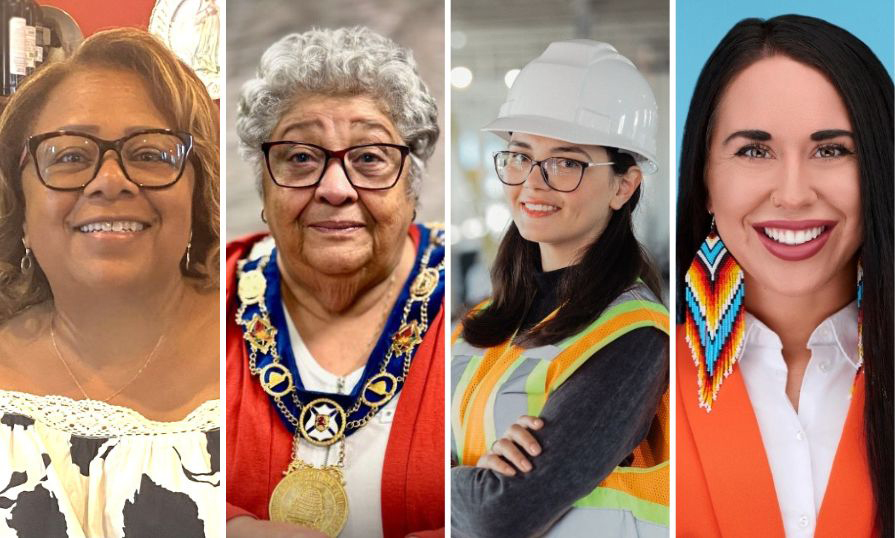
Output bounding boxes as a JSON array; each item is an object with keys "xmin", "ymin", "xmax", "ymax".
[
  {"xmin": 763, "ymin": 226, "xmax": 825, "ymax": 245},
  {"xmin": 523, "ymin": 202, "xmax": 559, "ymax": 212},
  {"xmin": 79, "ymin": 221, "xmax": 146, "ymax": 233}
]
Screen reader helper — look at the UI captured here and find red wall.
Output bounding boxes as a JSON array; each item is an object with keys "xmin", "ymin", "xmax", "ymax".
[{"xmin": 38, "ymin": 0, "xmax": 156, "ymax": 36}]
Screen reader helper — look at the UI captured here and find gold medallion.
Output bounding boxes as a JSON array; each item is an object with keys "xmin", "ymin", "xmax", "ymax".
[
  {"xmin": 243, "ymin": 314, "xmax": 276, "ymax": 354},
  {"xmin": 360, "ymin": 372, "xmax": 398, "ymax": 407},
  {"xmin": 392, "ymin": 320, "xmax": 423, "ymax": 356},
  {"xmin": 238, "ymin": 269, "xmax": 267, "ymax": 305},
  {"xmin": 299, "ymin": 398, "xmax": 347, "ymax": 447},
  {"xmin": 410, "ymin": 267, "xmax": 439, "ymax": 301},
  {"xmin": 259, "ymin": 363, "xmax": 294, "ymax": 397},
  {"xmin": 269, "ymin": 464, "xmax": 348, "ymax": 537}
]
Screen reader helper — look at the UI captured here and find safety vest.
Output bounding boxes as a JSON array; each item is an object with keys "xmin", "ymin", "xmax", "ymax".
[{"xmin": 451, "ymin": 286, "xmax": 669, "ymax": 537}]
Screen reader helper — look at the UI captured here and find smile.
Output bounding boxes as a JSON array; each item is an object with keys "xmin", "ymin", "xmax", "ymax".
[
  {"xmin": 78, "ymin": 220, "xmax": 147, "ymax": 233},
  {"xmin": 761, "ymin": 225, "xmax": 825, "ymax": 246},
  {"xmin": 521, "ymin": 201, "xmax": 559, "ymax": 217},
  {"xmin": 752, "ymin": 220, "xmax": 836, "ymax": 261}
]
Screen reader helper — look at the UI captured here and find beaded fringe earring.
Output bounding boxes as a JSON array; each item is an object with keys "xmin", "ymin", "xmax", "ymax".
[{"xmin": 684, "ymin": 220, "xmax": 745, "ymax": 412}]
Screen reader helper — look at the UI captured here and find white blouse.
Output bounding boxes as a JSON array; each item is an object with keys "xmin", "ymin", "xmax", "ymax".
[
  {"xmin": 739, "ymin": 302, "xmax": 860, "ymax": 538},
  {"xmin": 282, "ymin": 301, "xmax": 397, "ymax": 538},
  {"xmin": 0, "ymin": 392, "xmax": 221, "ymax": 537}
]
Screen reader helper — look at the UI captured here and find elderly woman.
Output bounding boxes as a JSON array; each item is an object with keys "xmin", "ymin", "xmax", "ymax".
[
  {"xmin": 225, "ymin": 27, "xmax": 445, "ymax": 538},
  {"xmin": 0, "ymin": 28, "xmax": 220, "ymax": 537},
  {"xmin": 677, "ymin": 15, "xmax": 892, "ymax": 536}
]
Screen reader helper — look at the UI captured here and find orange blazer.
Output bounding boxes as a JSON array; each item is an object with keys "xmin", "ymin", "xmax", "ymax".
[{"xmin": 675, "ymin": 327, "xmax": 877, "ymax": 537}]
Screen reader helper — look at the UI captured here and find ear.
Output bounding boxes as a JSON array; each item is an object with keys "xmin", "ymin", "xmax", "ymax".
[
  {"xmin": 21, "ymin": 223, "xmax": 28, "ymax": 249},
  {"xmin": 705, "ymin": 192, "xmax": 714, "ymax": 215},
  {"xmin": 609, "ymin": 166, "xmax": 643, "ymax": 210}
]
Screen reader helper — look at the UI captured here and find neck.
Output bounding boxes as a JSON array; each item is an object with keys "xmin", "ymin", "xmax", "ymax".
[
  {"xmin": 744, "ymin": 266, "xmax": 856, "ymax": 360},
  {"xmin": 50, "ymin": 274, "xmax": 191, "ymax": 366},
  {"xmin": 280, "ymin": 237, "xmax": 414, "ymax": 321}
]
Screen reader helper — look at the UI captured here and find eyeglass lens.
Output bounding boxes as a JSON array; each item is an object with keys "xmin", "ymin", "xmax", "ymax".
[
  {"xmin": 267, "ymin": 143, "xmax": 405, "ymax": 188},
  {"xmin": 35, "ymin": 133, "xmax": 189, "ymax": 189}
]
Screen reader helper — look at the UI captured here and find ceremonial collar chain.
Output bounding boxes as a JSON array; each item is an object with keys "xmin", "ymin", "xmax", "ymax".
[{"xmin": 235, "ymin": 226, "xmax": 445, "ymax": 447}]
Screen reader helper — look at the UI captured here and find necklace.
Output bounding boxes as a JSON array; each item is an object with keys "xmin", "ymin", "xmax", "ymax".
[{"xmin": 50, "ymin": 320, "xmax": 166, "ymax": 403}]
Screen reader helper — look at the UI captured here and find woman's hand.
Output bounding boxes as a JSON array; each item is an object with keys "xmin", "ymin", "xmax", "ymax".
[
  {"xmin": 475, "ymin": 415, "xmax": 543, "ymax": 476},
  {"xmin": 226, "ymin": 516, "xmax": 329, "ymax": 538}
]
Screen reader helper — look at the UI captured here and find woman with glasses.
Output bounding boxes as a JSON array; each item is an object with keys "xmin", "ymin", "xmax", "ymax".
[
  {"xmin": 226, "ymin": 27, "xmax": 444, "ymax": 538},
  {"xmin": 451, "ymin": 41, "xmax": 669, "ymax": 537},
  {"xmin": 0, "ymin": 28, "xmax": 220, "ymax": 537}
]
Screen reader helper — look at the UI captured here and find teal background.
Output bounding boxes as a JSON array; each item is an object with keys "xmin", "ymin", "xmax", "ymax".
[{"xmin": 676, "ymin": 0, "xmax": 895, "ymax": 156}]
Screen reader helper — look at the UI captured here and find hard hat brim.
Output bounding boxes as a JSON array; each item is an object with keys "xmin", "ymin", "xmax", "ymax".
[{"xmin": 482, "ymin": 115, "xmax": 659, "ymax": 175}]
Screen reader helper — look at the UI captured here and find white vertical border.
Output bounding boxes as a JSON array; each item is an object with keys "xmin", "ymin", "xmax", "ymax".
[
  {"xmin": 443, "ymin": 0, "xmax": 453, "ymax": 534},
  {"xmin": 217, "ymin": 0, "xmax": 228, "ymax": 527},
  {"xmin": 668, "ymin": 0, "xmax": 678, "ymax": 534}
]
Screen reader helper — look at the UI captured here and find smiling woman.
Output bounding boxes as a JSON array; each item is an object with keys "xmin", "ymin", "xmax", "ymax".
[
  {"xmin": 0, "ymin": 28, "xmax": 221, "ymax": 537},
  {"xmin": 676, "ymin": 14, "xmax": 893, "ymax": 537}
]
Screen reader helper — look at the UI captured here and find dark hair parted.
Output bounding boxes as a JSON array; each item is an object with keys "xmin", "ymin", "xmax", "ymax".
[
  {"xmin": 0, "ymin": 28, "xmax": 220, "ymax": 322},
  {"xmin": 676, "ymin": 15, "xmax": 892, "ymax": 532},
  {"xmin": 462, "ymin": 147, "xmax": 663, "ymax": 349}
]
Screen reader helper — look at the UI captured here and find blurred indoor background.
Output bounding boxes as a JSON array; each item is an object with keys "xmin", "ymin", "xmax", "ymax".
[
  {"xmin": 226, "ymin": 0, "xmax": 445, "ymax": 237},
  {"xmin": 451, "ymin": 0, "xmax": 669, "ymax": 318}
]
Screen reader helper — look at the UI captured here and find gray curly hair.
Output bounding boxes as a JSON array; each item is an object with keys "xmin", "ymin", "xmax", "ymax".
[{"xmin": 236, "ymin": 26, "xmax": 439, "ymax": 202}]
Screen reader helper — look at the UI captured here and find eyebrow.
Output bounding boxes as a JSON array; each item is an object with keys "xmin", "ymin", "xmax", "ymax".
[
  {"xmin": 722, "ymin": 129, "xmax": 771, "ymax": 145},
  {"xmin": 280, "ymin": 118, "xmax": 394, "ymax": 140},
  {"xmin": 811, "ymin": 129, "xmax": 853, "ymax": 141},
  {"xmin": 508, "ymin": 141, "xmax": 592, "ymax": 160}
]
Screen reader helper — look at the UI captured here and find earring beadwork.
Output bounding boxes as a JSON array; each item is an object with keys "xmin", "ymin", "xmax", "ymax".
[{"xmin": 684, "ymin": 224, "xmax": 745, "ymax": 412}]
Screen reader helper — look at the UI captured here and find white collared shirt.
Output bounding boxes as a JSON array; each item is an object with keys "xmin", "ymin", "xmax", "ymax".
[{"xmin": 739, "ymin": 302, "xmax": 860, "ymax": 538}]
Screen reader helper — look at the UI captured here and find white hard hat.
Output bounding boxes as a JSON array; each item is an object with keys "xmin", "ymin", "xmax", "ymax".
[{"xmin": 483, "ymin": 40, "xmax": 659, "ymax": 174}]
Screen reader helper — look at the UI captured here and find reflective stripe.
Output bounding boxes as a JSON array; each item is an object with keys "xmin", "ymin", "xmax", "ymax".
[{"xmin": 524, "ymin": 360, "xmax": 549, "ymax": 417}]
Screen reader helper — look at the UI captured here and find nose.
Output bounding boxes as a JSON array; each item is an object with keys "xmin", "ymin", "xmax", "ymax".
[
  {"xmin": 82, "ymin": 151, "xmax": 139, "ymax": 198},
  {"xmin": 314, "ymin": 159, "xmax": 359, "ymax": 206},
  {"xmin": 523, "ymin": 161, "xmax": 551, "ymax": 191},
  {"xmin": 771, "ymin": 157, "xmax": 818, "ymax": 209}
]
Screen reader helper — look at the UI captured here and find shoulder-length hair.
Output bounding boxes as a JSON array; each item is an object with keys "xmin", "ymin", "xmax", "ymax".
[
  {"xmin": 0, "ymin": 27, "xmax": 220, "ymax": 322},
  {"xmin": 462, "ymin": 148, "xmax": 663, "ymax": 349},
  {"xmin": 676, "ymin": 14, "xmax": 893, "ymax": 532}
]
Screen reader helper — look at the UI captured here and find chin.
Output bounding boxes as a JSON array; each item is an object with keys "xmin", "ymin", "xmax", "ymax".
[{"xmin": 301, "ymin": 247, "xmax": 373, "ymax": 277}]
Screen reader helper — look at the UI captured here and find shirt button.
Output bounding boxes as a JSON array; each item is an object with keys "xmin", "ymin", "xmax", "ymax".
[
  {"xmin": 819, "ymin": 361, "xmax": 832, "ymax": 372},
  {"xmin": 798, "ymin": 515, "xmax": 809, "ymax": 528},
  {"xmin": 796, "ymin": 430, "xmax": 805, "ymax": 441}
]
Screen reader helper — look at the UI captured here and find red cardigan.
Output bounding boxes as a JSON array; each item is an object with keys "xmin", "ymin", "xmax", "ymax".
[
  {"xmin": 676, "ymin": 327, "xmax": 877, "ymax": 537},
  {"xmin": 225, "ymin": 229, "xmax": 445, "ymax": 538}
]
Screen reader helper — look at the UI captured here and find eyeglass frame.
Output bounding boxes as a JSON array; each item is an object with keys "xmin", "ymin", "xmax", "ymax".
[
  {"xmin": 260, "ymin": 141, "xmax": 411, "ymax": 190},
  {"xmin": 23, "ymin": 128, "xmax": 194, "ymax": 191},
  {"xmin": 492, "ymin": 150, "xmax": 615, "ymax": 192}
]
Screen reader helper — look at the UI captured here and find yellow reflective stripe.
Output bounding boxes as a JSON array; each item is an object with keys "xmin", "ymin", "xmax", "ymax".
[
  {"xmin": 573, "ymin": 481, "xmax": 669, "ymax": 527},
  {"xmin": 525, "ymin": 360, "xmax": 550, "ymax": 416},
  {"xmin": 451, "ymin": 353, "xmax": 482, "ymax": 464},
  {"xmin": 546, "ymin": 305, "xmax": 668, "ymax": 393}
]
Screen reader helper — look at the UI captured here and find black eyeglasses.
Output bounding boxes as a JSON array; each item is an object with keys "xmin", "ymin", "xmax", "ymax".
[
  {"xmin": 261, "ymin": 141, "xmax": 411, "ymax": 190},
  {"xmin": 493, "ymin": 150, "xmax": 615, "ymax": 192},
  {"xmin": 24, "ymin": 129, "xmax": 193, "ymax": 191}
]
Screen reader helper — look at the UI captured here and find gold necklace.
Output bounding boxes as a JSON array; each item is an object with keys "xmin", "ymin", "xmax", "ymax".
[{"xmin": 49, "ymin": 320, "xmax": 166, "ymax": 403}]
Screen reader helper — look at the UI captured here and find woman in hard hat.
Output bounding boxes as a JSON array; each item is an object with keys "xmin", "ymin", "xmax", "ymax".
[
  {"xmin": 451, "ymin": 41, "xmax": 669, "ymax": 537},
  {"xmin": 676, "ymin": 15, "xmax": 892, "ymax": 536}
]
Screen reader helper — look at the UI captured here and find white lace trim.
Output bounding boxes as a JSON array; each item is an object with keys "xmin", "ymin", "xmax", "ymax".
[{"xmin": 0, "ymin": 390, "xmax": 220, "ymax": 437}]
